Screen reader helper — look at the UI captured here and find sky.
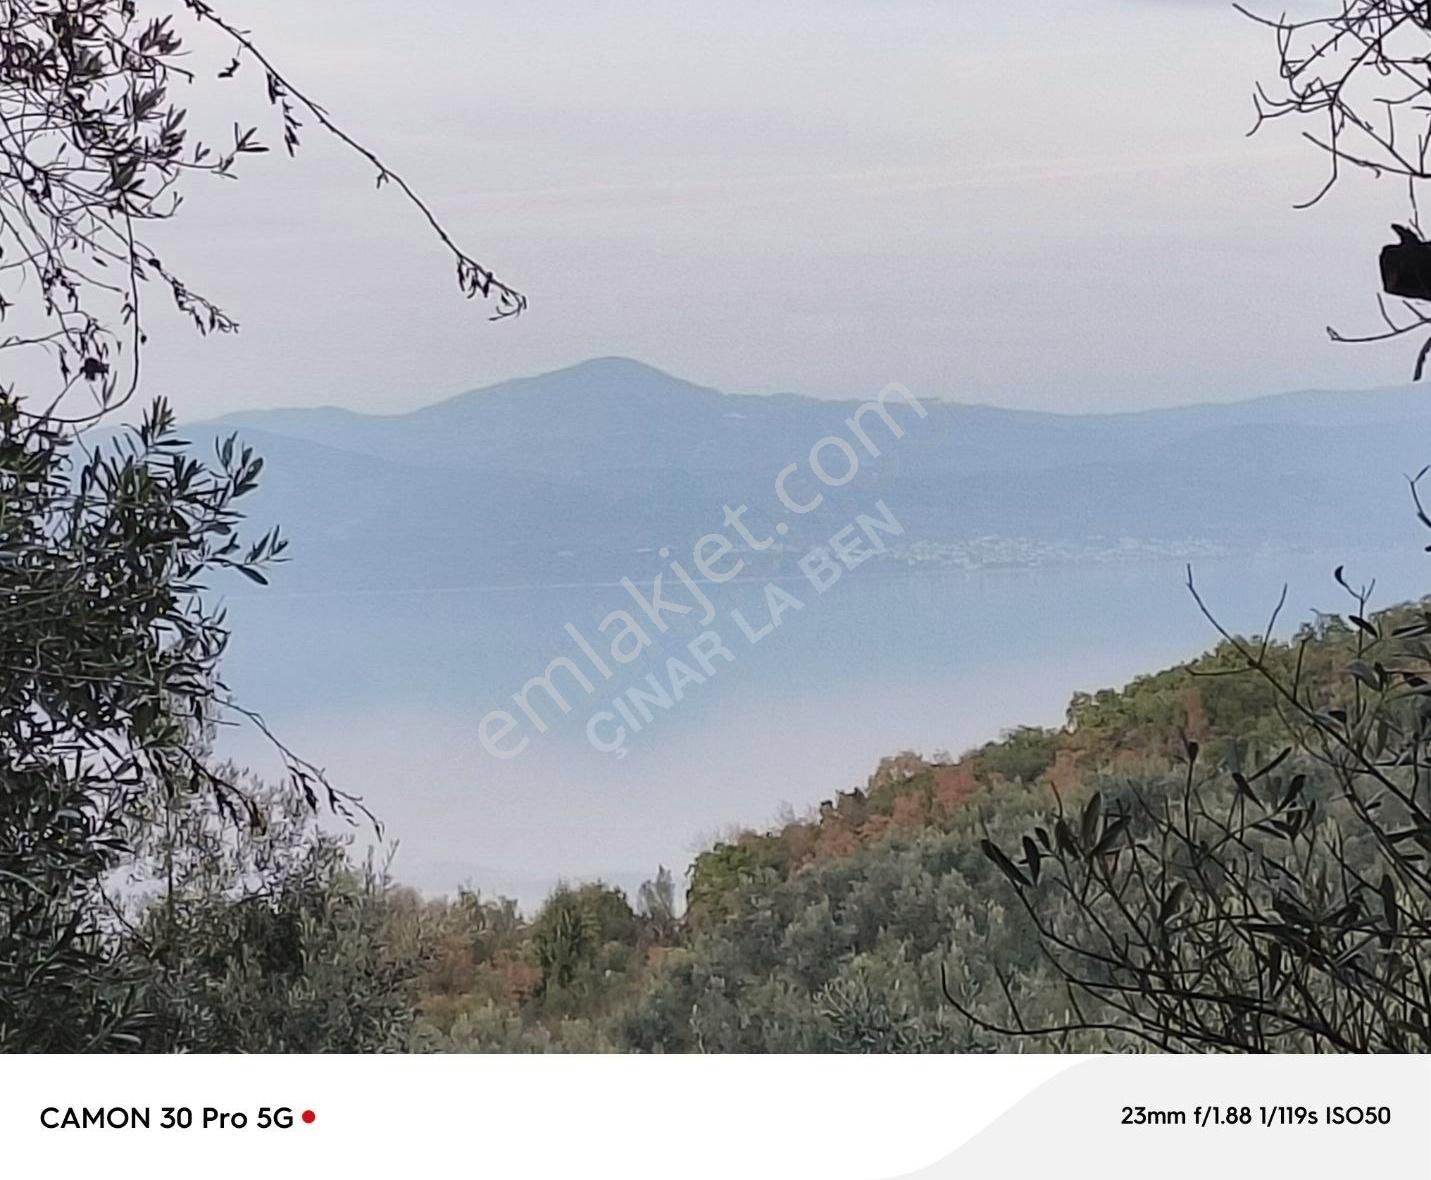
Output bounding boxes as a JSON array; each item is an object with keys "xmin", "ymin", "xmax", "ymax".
[{"xmin": 138, "ymin": 0, "xmax": 1421, "ymax": 417}]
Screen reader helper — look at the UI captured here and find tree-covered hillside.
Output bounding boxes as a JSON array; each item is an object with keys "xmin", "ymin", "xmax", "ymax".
[{"xmin": 315, "ymin": 586, "xmax": 1430, "ymax": 1052}]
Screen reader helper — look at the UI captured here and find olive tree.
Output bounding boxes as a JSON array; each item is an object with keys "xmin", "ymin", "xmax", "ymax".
[
  {"xmin": 951, "ymin": 4, "xmax": 1431, "ymax": 1052},
  {"xmin": 0, "ymin": 0, "xmax": 522, "ymax": 1050},
  {"xmin": 963, "ymin": 561, "xmax": 1431, "ymax": 1051}
]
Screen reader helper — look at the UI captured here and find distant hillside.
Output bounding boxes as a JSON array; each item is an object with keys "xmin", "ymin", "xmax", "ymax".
[{"xmin": 187, "ymin": 357, "xmax": 1431, "ymax": 593}]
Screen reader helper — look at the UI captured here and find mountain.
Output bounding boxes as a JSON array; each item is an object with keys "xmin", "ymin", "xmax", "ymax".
[{"xmin": 187, "ymin": 357, "xmax": 1431, "ymax": 594}]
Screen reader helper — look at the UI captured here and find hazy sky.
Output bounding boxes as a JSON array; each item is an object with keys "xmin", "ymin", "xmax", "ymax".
[{"xmin": 142, "ymin": 0, "xmax": 1416, "ymax": 417}]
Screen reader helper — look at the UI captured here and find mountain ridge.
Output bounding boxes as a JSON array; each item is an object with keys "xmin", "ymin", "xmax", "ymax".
[
  {"xmin": 204, "ymin": 355, "xmax": 1431, "ymax": 430},
  {"xmin": 178, "ymin": 357, "xmax": 1431, "ymax": 595}
]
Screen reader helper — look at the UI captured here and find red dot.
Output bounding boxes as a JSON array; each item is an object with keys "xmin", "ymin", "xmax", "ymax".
[{"xmin": 301, "ymin": 1110, "xmax": 316, "ymax": 1124}]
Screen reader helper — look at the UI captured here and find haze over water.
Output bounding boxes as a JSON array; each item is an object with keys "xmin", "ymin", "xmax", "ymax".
[{"xmin": 219, "ymin": 544, "xmax": 1430, "ymax": 907}]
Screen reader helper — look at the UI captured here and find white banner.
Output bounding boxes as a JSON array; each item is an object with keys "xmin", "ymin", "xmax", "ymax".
[{"xmin": 1, "ymin": 1055, "xmax": 1425, "ymax": 1178}]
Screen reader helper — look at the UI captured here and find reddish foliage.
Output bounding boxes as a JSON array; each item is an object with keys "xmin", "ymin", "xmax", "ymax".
[
  {"xmin": 1047, "ymin": 747, "xmax": 1081, "ymax": 794},
  {"xmin": 890, "ymin": 791, "xmax": 929, "ymax": 831},
  {"xmin": 813, "ymin": 823, "xmax": 861, "ymax": 861},
  {"xmin": 858, "ymin": 814, "xmax": 893, "ymax": 845},
  {"xmin": 932, "ymin": 762, "xmax": 978, "ymax": 812},
  {"xmin": 781, "ymin": 821, "xmax": 818, "ymax": 865}
]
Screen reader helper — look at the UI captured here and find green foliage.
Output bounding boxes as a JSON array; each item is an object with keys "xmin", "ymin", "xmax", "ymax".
[
  {"xmin": 405, "ymin": 875, "xmax": 674, "ymax": 1051},
  {"xmin": 532, "ymin": 891, "xmax": 599, "ymax": 996},
  {"xmin": 817, "ymin": 966, "xmax": 950, "ymax": 1053},
  {"xmin": 687, "ymin": 835, "xmax": 789, "ymax": 926},
  {"xmin": 122, "ymin": 772, "xmax": 417, "ymax": 1053},
  {"xmin": 975, "ymin": 583, "xmax": 1431, "ymax": 1052},
  {"xmin": 1, "ymin": 0, "xmax": 519, "ymax": 1054},
  {"xmin": 617, "ymin": 786, "xmax": 1054, "ymax": 1051},
  {"xmin": 973, "ymin": 726, "xmax": 1059, "ymax": 784},
  {"xmin": 530, "ymin": 882, "xmax": 638, "ymax": 999},
  {"xmin": 0, "ymin": 377, "xmax": 428, "ymax": 1059},
  {"xmin": 0, "ymin": 401, "xmax": 291, "ymax": 1051}
]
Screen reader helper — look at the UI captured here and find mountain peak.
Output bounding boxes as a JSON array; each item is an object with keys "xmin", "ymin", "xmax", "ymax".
[
  {"xmin": 411, "ymin": 356, "xmax": 726, "ymax": 421},
  {"xmin": 552, "ymin": 356, "xmax": 681, "ymax": 382}
]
